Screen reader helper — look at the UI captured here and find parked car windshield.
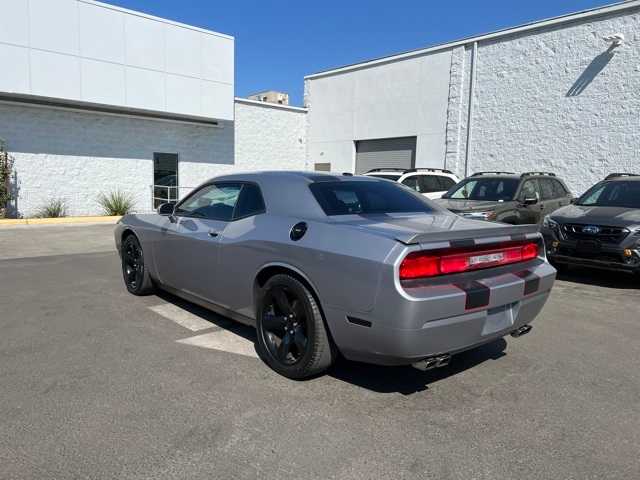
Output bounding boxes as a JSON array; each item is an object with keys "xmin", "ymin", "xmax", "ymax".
[
  {"xmin": 443, "ymin": 178, "xmax": 519, "ymax": 201},
  {"xmin": 576, "ymin": 181, "xmax": 640, "ymax": 208},
  {"xmin": 310, "ymin": 180, "xmax": 434, "ymax": 216}
]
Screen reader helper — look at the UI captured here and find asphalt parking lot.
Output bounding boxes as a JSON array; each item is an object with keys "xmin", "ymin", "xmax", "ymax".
[{"xmin": 1, "ymin": 224, "xmax": 639, "ymax": 479}]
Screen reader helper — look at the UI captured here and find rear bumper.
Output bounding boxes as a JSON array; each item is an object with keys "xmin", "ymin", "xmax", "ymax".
[{"xmin": 325, "ymin": 260, "xmax": 556, "ymax": 366}]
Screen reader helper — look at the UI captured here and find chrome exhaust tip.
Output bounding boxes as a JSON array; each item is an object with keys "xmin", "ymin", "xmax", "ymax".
[
  {"xmin": 510, "ymin": 324, "xmax": 532, "ymax": 338},
  {"xmin": 412, "ymin": 354, "xmax": 451, "ymax": 371}
]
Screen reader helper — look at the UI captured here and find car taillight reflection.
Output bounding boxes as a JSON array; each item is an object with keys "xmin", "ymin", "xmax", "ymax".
[{"xmin": 399, "ymin": 242, "xmax": 539, "ymax": 280}]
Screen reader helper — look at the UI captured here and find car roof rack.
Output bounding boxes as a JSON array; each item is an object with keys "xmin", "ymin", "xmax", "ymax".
[
  {"xmin": 404, "ymin": 168, "xmax": 454, "ymax": 175},
  {"xmin": 365, "ymin": 168, "xmax": 407, "ymax": 173},
  {"xmin": 470, "ymin": 171, "xmax": 516, "ymax": 177},
  {"xmin": 521, "ymin": 172, "xmax": 556, "ymax": 177},
  {"xmin": 605, "ymin": 173, "xmax": 640, "ymax": 180}
]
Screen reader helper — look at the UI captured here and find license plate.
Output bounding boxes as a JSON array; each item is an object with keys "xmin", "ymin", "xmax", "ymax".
[
  {"xmin": 576, "ymin": 240, "xmax": 601, "ymax": 253},
  {"xmin": 469, "ymin": 252, "xmax": 505, "ymax": 266}
]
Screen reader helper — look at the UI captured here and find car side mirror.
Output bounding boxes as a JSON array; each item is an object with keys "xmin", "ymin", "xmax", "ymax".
[
  {"xmin": 158, "ymin": 202, "xmax": 175, "ymax": 216},
  {"xmin": 523, "ymin": 196, "xmax": 538, "ymax": 206},
  {"xmin": 570, "ymin": 198, "xmax": 577, "ymax": 204}
]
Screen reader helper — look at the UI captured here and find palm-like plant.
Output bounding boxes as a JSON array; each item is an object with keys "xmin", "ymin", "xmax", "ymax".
[
  {"xmin": 97, "ymin": 190, "xmax": 135, "ymax": 216},
  {"xmin": 35, "ymin": 199, "xmax": 67, "ymax": 218}
]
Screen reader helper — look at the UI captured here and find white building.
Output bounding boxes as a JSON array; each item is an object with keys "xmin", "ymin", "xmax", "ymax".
[
  {"xmin": 0, "ymin": 0, "xmax": 306, "ymax": 217},
  {"xmin": 304, "ymin": 1, "xmax": 640, "ymax": 195},
  {"xmin": 3, "ymin": 0, "xmax": 639, "ymax": 218}
]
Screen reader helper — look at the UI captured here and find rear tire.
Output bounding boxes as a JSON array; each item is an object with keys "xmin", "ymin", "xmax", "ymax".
[
  {"xmin": 121, "ymin": 235, "xmax": 155, "ymax": 296},
  {"xmin": 256, "ymin": 274, "xmax": 335, "ymax": 379}
]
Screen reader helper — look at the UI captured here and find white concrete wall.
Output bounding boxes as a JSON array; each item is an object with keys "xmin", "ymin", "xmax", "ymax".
[
  {"xmin": 0, "ymin": 102, "xmax": 233, "ymax": 217},
  {"xmin": 305, "ymin": 3, "xmax": 640, "ymax": 196},
  {"xmin": 233, "ymin": 99, "xmax": 307, "ymax": 172},
  {"xmin": 0, "ymin": 99, "xmax": 306, "ymax": 218},
  {"xmin": 0, "ymin": 0, "xmax": 234, "ymax": 121},
  {"xmin": 466, "ymin": 8, "xmax": 640, "ymax": 195},
  {"xmin": 305, "ymin": 50, "xmax": 452, "ymax": 173}
]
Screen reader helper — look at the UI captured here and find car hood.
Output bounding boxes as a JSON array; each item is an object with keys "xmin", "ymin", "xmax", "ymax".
[
  {"xmin": 329, "ymin": 212, "xmax": 538, "ymax": 245},
  {"xmin": 550, "ymin": 205, "xmax": 640, "ymax": 228},
  {"xmin": 435, "ymin": 198, "xmax": 509, "ymax": 212}
]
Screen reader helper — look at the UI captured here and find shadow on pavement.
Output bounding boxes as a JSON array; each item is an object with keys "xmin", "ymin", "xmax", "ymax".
[
  {"xmin": 556, "ymin": 266, "xmax": 638, "ymax": 290},
  {"xmin": 155, "ymin": 289, "xmax": 508, "ymax": 394},
  {"xmin": 155, "ymin": 290, "xmax": 257, "ymax": 343},
  {"xmin": 328, "ymin": 339, "xmax": 507, "ymax": 395}
]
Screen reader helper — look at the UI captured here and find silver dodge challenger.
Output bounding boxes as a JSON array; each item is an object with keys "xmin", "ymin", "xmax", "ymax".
[{"xmin": 115, "ymin": 171, "xmax": 555, "ymax": 379}]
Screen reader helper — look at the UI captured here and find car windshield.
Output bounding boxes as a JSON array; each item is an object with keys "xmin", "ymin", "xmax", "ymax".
[
  {"xmin": 309, "ymin": 180, "xmax": 434, "ymax": 216},
  {"xmin": 576, "ymin": 181, "xmax": 640, "ymax": 208},
  {"xmin": 443, "ymin": 178, "xmax": 519, "ymax": 201},
  {"xmin": 366, "ymin": 173, "xmax": 402, "ymax": 181}
]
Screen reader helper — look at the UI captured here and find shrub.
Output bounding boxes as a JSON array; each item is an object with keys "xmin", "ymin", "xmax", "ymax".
[
  {"xmin": 35, "ymin": 199, "xmax": 67, "ymax": 218},
  {"xmin": 97, "ymin": 190, "xmax": 135, "ymax": 216}
]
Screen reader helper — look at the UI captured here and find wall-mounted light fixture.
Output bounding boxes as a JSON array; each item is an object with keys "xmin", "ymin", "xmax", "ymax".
[{"xmin": 603, "ymin": 33, "xmax": 625, "ymax": 48}]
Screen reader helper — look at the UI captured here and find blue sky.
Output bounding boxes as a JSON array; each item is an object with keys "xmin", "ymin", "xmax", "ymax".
[{"xmin": 107, "ymin": 0, "xmax": 614, "ymax": 106}]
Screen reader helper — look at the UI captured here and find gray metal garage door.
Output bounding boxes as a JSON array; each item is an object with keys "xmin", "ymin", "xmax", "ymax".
[{"xmin": 355, "ymin": 137, "xmax": 416, "ymax": 174}]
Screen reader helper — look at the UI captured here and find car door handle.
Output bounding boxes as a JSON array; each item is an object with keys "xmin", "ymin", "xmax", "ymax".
[{"xmin": 208, "ymin": 230, "xmax": 219, "ymax": 238}]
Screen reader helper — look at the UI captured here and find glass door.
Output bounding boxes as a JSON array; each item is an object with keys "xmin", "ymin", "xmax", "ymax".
[{"xmin": 153, "ymin": 153, "xmax": 178, "ymax": 208}]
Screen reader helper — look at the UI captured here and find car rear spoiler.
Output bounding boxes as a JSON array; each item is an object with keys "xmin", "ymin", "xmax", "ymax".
[{"xmin": 397, "ymin": 224, "xmax": 541, "ymax": 246}]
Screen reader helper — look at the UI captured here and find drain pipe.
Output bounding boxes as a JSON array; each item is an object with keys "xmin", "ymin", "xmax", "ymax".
[{"xmin": 464, "ymin": 41, "xmax": 478, "ymax": 178}]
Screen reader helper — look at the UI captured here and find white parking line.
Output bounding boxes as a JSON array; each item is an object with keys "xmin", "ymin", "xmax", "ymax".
[
  {"xmin": 148, "ymin": 303, "xmax": 216, "ymax": 332},
  {"xmin": 177, "ymin": 330, "xmax": 258, "ymax": 358}
]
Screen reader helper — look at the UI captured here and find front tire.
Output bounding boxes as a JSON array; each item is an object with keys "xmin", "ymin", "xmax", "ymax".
[
  {"xmin": 256, "ymin": 274, "xmax": 335, "ymax": 379},
  {"xmin": 121, "ymin": 235, "xmax": 155, "ymax": 296}
]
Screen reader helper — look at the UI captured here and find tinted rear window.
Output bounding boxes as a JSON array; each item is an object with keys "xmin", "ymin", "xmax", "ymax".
[
  {"xmin": 234, "ymin": 183, "xmax": 265, "ymax": 219},
  {"xmin": 309, "ymin": 180, "xmax": 434, "ymax": 216}
]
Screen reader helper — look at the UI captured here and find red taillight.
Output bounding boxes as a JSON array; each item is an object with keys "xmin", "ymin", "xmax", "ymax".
[
  {"xmin": 399, "ymin": 242, "xmax": 539, "ymax": 280},
  {"xmin": 522, "ymin": 242, "xmax": 539, "ymax": 260}
]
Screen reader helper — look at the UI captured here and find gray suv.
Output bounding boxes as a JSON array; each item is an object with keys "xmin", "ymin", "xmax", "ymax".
[
  {"xmin": 542, "ymin": 173, "xmax": 640, "ymax": 274},
  {"xmin": 436, "ymin": 172, "xmax": 573, "ymax": 224}
]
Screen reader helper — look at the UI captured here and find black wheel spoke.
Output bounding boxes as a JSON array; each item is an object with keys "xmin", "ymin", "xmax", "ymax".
[
  {"xmin": 262, "ymin": 314, "xmax": 287, "ymax": 332},
  {"xmin": 293, "ymin": 329, "xmax": 307, "ymax": 353},
  {"xmin": 277, "ymin": 332, "xmax": 293, "ymax": 361},
  {"xmin": 271, "ymin": 287, "xmax": 293, "ymax": 315},
  {"xmin": 292, "ymin": 299, "xmax": 305, "ymax": 320}
]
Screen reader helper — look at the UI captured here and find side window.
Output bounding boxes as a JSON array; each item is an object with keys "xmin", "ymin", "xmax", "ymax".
[
  {"xmin": 552, "ymin": 180, "xmax": 568, "ymax": 197},
  {"xmin": 419, "ymin": 176, "xmax": 442, "ymax": 193},
  {"xmin": 401, "ymin": 176, "xmax": 420, "ymax": 192},
  {"xmin": 175, "ymin": 183, "xmax": 242, "ymax": 221},
  {"xmin": 519, "ymin": 180, "xmax": 539, "ymax": 200},
  {"xmin": 540, "ymin": 178, "xmax": 555, "ymax": 200},
  {"xmin": 437, "ymin": 176, "xmax": 456, "ymax": 191},
  {"xmin": 234, "ymin": 184, "xmax": 266, "ymax": 219}
]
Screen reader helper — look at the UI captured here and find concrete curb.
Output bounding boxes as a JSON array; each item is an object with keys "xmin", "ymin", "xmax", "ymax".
[{"xmin": 0, "ymin": 216, "xmax": 122, "ymax": 227}]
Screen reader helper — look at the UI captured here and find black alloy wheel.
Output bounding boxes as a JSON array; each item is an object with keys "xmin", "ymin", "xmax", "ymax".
[
  {"xmin": 261, "ymin": 285, "xmax": 309, "ymax": 365},
  {"xmin": 121, "ymin": 235, "xmax": 155, "ymax": 296},
  {"xmin": 256, "ymin": 274, "xmax": 335, "ymax": 379}
]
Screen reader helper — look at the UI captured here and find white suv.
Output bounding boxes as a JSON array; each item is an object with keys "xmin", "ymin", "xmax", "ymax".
[{"xmin": 363, "ymin": 168, "xmax": 460, "ymax": 200}]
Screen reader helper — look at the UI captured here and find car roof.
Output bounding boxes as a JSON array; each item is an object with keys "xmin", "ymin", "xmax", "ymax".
[
  {"xmin": 466, "ymin": 174, "xmax": 520, "ymax": 180},
  {"xmin": 209, "ymin": 170, "xmax": 380, "ymax": 184},
  {"xmin": 365, "ymin": 168, "xmax": 456, "ymax": 176},
  {"xmin": 467, "ymin": 173, "xmax": 567, "ymax": 181},
  {"xmin": 198, "ymin": 171, "xmax": 394, "ymax": 219},
  {"xmin": 604, "ymin": 175, "xmax": 640, "ymax": 182}
]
